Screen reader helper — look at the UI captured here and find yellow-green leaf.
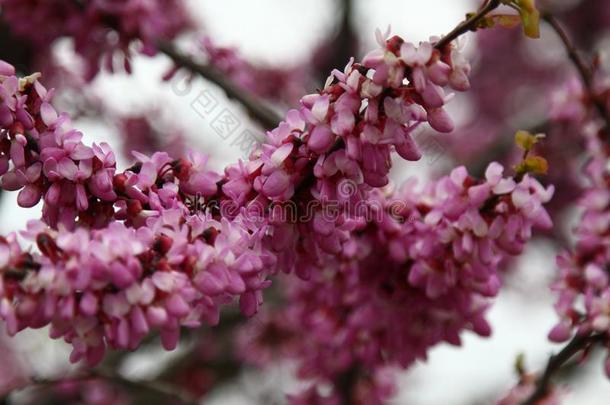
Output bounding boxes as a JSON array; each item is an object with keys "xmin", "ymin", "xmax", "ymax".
[
  {"xmin": 514, "ymin": 130, "xmax": 542, "ymax": 151},
  {"xmin": 18, "ymin": 72, "xmax": 42, "ymax": 92},
  {"xmin": 479, "ymin": 15, "xmax": 497, "ymax": 29},
  {"xmin": 518, "ymin": 0, "xmax": 537, "ymax": 13},
  {"xmin": 519, "ymin": 7, "xmax": 540, "ymax": 38},
  {"xmin": 517, "ymin": 155, "xmax": 548, "ymax": 175},
  {"xmin": 515, "ymin": 353, "xmax": 526, "ymax": 376},
  {"xmin": 492, "ymin": 14, "xmax": 522, "ymax": 29}
]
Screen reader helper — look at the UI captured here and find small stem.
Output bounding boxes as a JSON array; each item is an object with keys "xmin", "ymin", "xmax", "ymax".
[
  {"xmin": 435, "ymin": 0, "xmax": 501, "ymax": 50},
  {"xmin": 157, "ymin": 41, "xmax": 282, "ymax": 130},
  {"xmin": 521, "ymin": 333, "xmax": 605, "ymax": 405},
  {"xmin": 542, "ymin": 14, "xmax": 610, "ymax": 139}
]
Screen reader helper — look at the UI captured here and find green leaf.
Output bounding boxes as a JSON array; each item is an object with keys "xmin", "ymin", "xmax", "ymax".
[
  {"xmin": 514, "ymin": 130, "xmax": 544, "ymax": 151},
  {"xmin": 516, "ymin": 0, "xmax": 540, "ymax": 38},
  {"xmin": 492, "ymin": 14, "xmax": 522, "ymax": 29},
  {"xmin": 519, "ymin": 8, "xmax": 540, "ymax": 38},
  {"xmin": 515, "ymin": 155, "xmax": 548, "ymax": 176}
]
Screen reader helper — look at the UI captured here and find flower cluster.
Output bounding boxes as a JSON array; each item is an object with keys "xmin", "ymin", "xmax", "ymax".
[
  {"xmin": 544, "ymin": 69, "xmax": 610, "ymax": 375},
  {"xmin": 0, "ymin": 0, "xmax": 191, "ymax": 79},
  {"xmin": 0, "ymin": 30, "xmax": 476, "ymax": 367},
  {"xmin": 238, "ymin": 163, "xmax": 553, "ymax": 402},
  {"xmin": 0, "ymin": 61, "xmax": 276, "ymax": 364},
  {"xmin": 0, "ymin": 66, "xmax": 115, "ymax": 229},
  {"xmin": 221, "ymin": 31, "xmax": 475, "ymax": 280},
  {"xmin": 548, "ymin": 125, "xmax": 610, "ymax": 361},
  {"xmin": 0, "ymin": 209, "xmax": 273, "ymax": 365}
]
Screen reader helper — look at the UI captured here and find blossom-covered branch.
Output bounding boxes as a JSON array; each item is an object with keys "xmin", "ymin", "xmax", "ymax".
[{"xmin": 0, "ymin": 27, "xmax": 473, "ymax": 368}]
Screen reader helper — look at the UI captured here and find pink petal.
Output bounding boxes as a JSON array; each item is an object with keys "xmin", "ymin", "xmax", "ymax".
[
  {"xmin": 0, "ymin": 244, "xmax": 10, "ymax": 268},
  {"xmin": 308, "ymin": 125, "xmax": 335, "ymax": 153},
  {"xmin": 239, "ymin": 291, "xmax": 259, "ymax": 317},
  {"xmin": 395, "ymin": 134, "xmax": 421, "ymax": 161},
  {"xmin": 165, "ymin": 294, "xmax": 190, "ymax": 317},
  {"xmin": 427, "ymin": 108, "xmax": 454, "ymax": 133},
  {"xmin": 10, "ymin": 140, "xmax": 25, "ymax": 168},
  {"xmin": 548, "ymin": 322, "xmax": 572, "ymax": 343},
  {"xmin": 160, "ymin": 328, "xmax": 180, "ymax": 351},
  {"xmin": 58, "ymin": 158, "xmax": 78, "ymax": 181},
  {"xmin": 0, "ymin": 104, "xmax": 13, "ymax": 126},
  {"xmin": 70, "ymin": 144, "xmax": 95, "ymax": 160},
  {"xmin": 0, "ymin": 60, "xmax": 15, "ymax": 76},
  {"xmin": 485, "ymin": 162, "xmax": 504, "ymax": 185},
  {"xmin": 2, "ymin": 171, "xmax": 26, "ymax": 191},
  {"xmin": 146, "ymin": 306, "xmax": 168, "ymax": 327},
  {"xmin": 17, "ymin": 184, "xmax": 42, "ymax": 208},
  {"xmin": 262, "ymin": 170, "xmax": 290, "ymax": 198},
  {"xmin": 40, "ymin": 102, "xmax": 58, "ymax": 126}
]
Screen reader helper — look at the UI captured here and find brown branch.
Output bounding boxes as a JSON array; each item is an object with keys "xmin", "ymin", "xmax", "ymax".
[
  {"xmin": 314, "ymin": 0, "xmax": 357, "ymax": 83},
  {"xmin": 335, "ymin": 366, "xmax": 359, "ymax": 404},
  {"xmin": 542, "ymin": 14, "xmax": 610, "ymax": 137},
  {"xmin": 521, "ymin": 333, "xmax": 605, "ymax": 405},
  {"xmin": 27, "ymin": 368, "xmax": 198, "ymax": 405},
  {"xmin": 158, "ymin": 0, "xmax": 502, "ymax": 131},
  {"xmin": 157, "ymin": 41, "xmax": 282, "ymax": 130},
  {"xmin": 435, "ymin": 0, "xmax": 501, "ymax": 50},
  {"xmin": 157, "ymin": 0, "xmax": 502, "ymax": 131}
]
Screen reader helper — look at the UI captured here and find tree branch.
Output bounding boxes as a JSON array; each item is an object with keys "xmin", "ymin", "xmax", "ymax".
[
  {"xmin": 335, "ymin": 366, "xmax": 359, "ymax": 404},
  {"xmin": 313, "ymin": 0, "xmax": 357, "ymax": 82},
  {"xmin": 542, "ymin": 14, "xmax": 610, "ymax": 138},
  {"xmin": 521, "ymin": 333, "xmax": 605, "ymax": 405},
  {"xmin": 157, "ymin": 0, "xmax": 502, "ymax": 131},
  {"xmin": 157, "ymin": 41, "xmax": 282, "ymax": 130},
  {"xmin": 27, "ymin": 368, "xmax": 199, "ymax": 405},
  {"xmin": 435, "ymin": 0, "xmax": 501, "ymax": 50}
]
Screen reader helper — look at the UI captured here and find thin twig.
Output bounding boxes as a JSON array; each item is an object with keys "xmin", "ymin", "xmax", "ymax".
[
  {"xmin": 521, "ymin": 333, "xmax": 605, "ymax": 404},
  {"xmin": 157, "ymin": 41, "xmax": 282, "ymax": 130},
  {"xmin": 543, "ymin": 14, "xmax": 610, "ymax": 137},
  {"xmin": 435, "ymin": 0, "xmax": 501, "ymax": 50}
]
